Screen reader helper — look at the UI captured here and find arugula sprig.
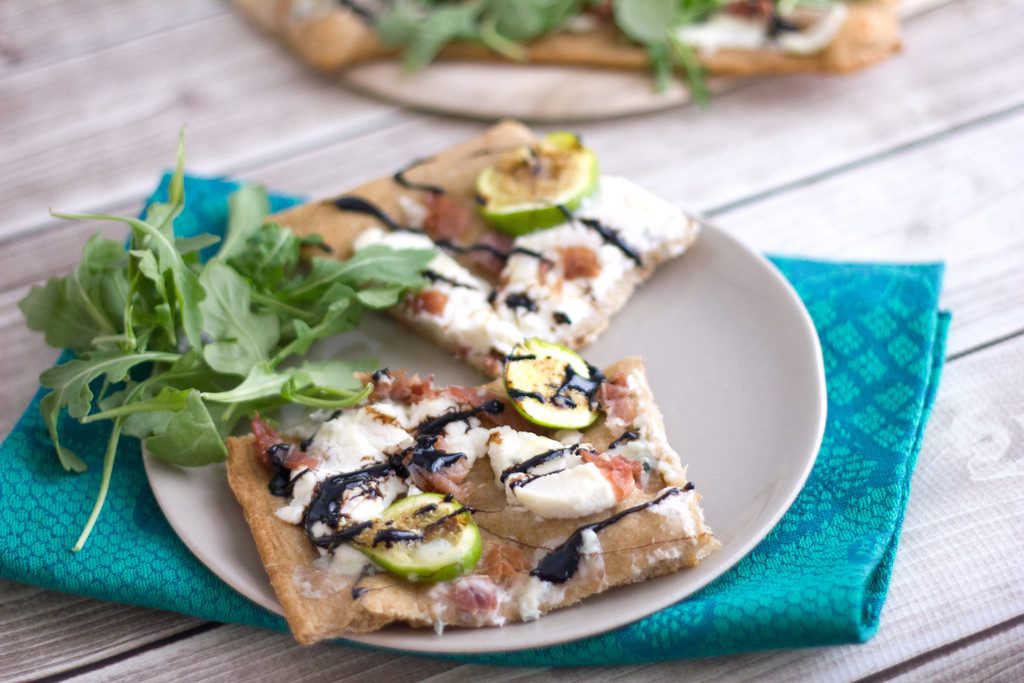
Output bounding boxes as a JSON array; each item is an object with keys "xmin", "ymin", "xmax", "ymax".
[
  {"xmin": 19, "ymin": 132, "xmax": 434, "ymax": 550},
  {"xmin": 373, "ymin": 0, "xmax": 723, "ymax": 102}
]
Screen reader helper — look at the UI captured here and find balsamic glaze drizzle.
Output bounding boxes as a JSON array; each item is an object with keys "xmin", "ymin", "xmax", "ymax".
[
  {"xmin": 266, "ymin": 443, "xmax": 306, "ymax": 497},
  {"xmin": 553, "ymin": 311, "xmax": 572, "ymax": 325},
  {"xmin": 423, "ymin": 269, "xmax": 478, "ymax": 290},
  {"xmin": 500, "ymin": 445, "xmax": 579, "ymax": 484},
  {"xmin": 558, "ymin": 205, "xmax": 642, "ymax": 266},
  {"xmin": 372, "ymin": 528, "xmax": 423, "ymax": 547},
  {"xmin": 552, "ymin": 363, "xmax": 606, "ymax": 409},
  {"xmin": 531, "ymin": 487, "xmax": 683, "ymax": 584},
  {"xmin": 416, "ymin": 399, "xmax": 504, "ymax": 436},
  {"xmin": 405, "ymin": 434, "xmax": 467, "ymax": 472},
  {"xmin": 303, "ymin": 462, "xmax": 394, "ymax": 549},
  {"xmin": 433, "ymin": 239, "xmax": 554, "ymax": 266},
  {"xmin": 767, "ymin": 13, "xmax": 800, "ymax": 38},
  {"xmin": 504, "ymin": 292, "xmax": 538, "ymax": 313},
  {"xmin": 392, "ymin": 157, "xmax": 445, "ymax": 195},
  {"xmin": 608, "ymin": 430, "xmax": 639, "ymax": 451},
  {"xmin": 332, "ymin": 196, "xmax": 413, "ymax": 232},
  {"xmin": 507, "ymin": 388, "xmax": 545, "ymax": 403}
]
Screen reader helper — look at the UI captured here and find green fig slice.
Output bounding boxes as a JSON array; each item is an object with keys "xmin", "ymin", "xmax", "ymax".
[
  {"xmin": 476, "ymin": 132, "xmax": 599, "ymax": 236},
  {"xmin": 503, "ymin": 337, "xmax": 602, "ymax": 429},
  {"xmin": 353, "ymin": 493, "xmax": 482, "ymax": 583}
]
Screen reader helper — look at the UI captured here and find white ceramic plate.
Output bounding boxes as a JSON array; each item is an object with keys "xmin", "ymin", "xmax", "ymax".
[{"xmin": 144, "ymin": 223, "xmax": 827, "ymax": 654}]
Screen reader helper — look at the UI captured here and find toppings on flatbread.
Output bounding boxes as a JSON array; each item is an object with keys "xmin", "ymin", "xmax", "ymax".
[
  {"xmin": 475, "ymin": 132, "xmax": 599, "ymax": 236},
  {"xmin": 350, "ymin": 493, "xmax": 483, "ymax": 583},
  {"xmin": 503, "ymin": 337, "xmax": 603, "ymax": 429},
  {"xmin": 226, "ymin": 355, "xmax": 718, "ymax": 643}
]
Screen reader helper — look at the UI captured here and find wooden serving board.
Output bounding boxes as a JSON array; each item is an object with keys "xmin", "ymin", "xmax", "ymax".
[{"xmin": 338, "ymin": 0, "xmax": 956, "ymax": 122}]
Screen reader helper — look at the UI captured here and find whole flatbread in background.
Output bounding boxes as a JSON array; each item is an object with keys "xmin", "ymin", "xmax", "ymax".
[{"xmin": 233, "ymin": 0, "xmax": 902, "ymax": 77}]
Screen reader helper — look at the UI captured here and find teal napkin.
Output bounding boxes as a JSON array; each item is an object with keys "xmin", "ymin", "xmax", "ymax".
[{"xmin": 0, "ymin": 174, "xmax": 948, "ymax": 667}]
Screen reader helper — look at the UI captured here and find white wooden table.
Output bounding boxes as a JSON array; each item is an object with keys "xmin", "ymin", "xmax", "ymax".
[{"xmin": 2, "ymin": 1, "xmax": 1023, "ymax": 680}]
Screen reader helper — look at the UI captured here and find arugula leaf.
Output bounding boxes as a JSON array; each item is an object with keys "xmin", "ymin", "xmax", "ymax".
[
  {"xmin": 20, "ymin": 131, "xmax": 434, "ymax": 549},
  {"xmin": 145, "ymin": 391, "xmax": 228, "ymax": 466},
  {"xmin": 199, "ymin": 259, "xmax": 279, "ymax": 376},
  {"xmin": 217, "ymin": 184, "xmax": 270, "ymax": 261},
  {"xmin": 19, "ymin": 235, "xmax": 129, "ymax": 352},
  {"xmin": 38, "ymin": 351, "xmax": 179, "ymax": 472}
]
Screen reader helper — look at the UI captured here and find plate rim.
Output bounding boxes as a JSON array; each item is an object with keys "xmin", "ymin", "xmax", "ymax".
[{"xmin": 144, "ymin": 222, "xmax": 827, "ymax": 654}]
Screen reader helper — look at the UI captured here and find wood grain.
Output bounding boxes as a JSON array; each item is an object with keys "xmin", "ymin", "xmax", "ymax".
[
  {"xmin": 0, "ymin": 12, "xmax": 405, "ymax": 242},
  {"xmin": 0, "ymin": 579, "xmax": 202, "ymax": 681},
  {"xmin": 60, "ymin": 623, "xmax": 461, "ymax": 682},
  {"xmin": 0, "ymin": 0, "xmax": 225, "ymax": 73}
]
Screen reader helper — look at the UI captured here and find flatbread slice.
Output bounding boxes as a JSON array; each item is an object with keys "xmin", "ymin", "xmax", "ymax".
[
  {"xmin": 234, "ymin": 0, "xmax": 901, "ymax": 77},
  {"xmin": 227, "ymin": 356, "xmax": 718, "ymax": 644},
  {"xmin": 270, "ymin": 120, "xmax": 699, "ymax": 376}
]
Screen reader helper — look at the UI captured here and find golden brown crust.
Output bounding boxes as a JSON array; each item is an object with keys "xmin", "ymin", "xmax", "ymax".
[
  {"xmin": 234, "ymin": 0, "xmax": 900, "ymax": 77},
  {"xmin": 226, "ymin": 358, "xmax": 718, "ymax": 644}
]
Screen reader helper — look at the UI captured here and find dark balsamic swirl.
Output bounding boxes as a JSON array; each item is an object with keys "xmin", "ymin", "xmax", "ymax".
[
  {"xmin": 531, "ymin": 487, "xmax": 683, "ymax": 584},
  {"xmin": 266, "ymin": 443, "xmax": 309, "ymax": 497},
  {"xmin": 608, "ymin": 430, "xmax": 639, "ymax": 451},
  {"xmin": 393, "ymin": 157, "xmax": 445, "ymax": 195},
  {"xmin": 332, "ymin": 196, "xmax": 413, "ymax": 232},
  {"xmin": 405, "ymin": 433, "xmax": 467, "ymax": 472},
  {"xmin": 302, "ymin": 462, "xmax": 395, "ymax": 550},
  {"xmin": 423, "ymin": 269, "xmax": 478, "ymax": 290},
  {"xmin": 416, "ymin": 399, "xmax": 504, "ymax": 436},
  {"xmin": 558, "ymin": 205, "xmax": 642, "ymax": 266},
  {"xmin": 504, "ymin": 292, "xmax": 538, "ymax": 313},
  {"xmin": 434, "ymin": 239, "xmax": 554, "ymax": 266},
  {"xmin": 552, "ymin": 363, "xmax": 605, "ymax": 409},
  {"xmin": 500, "ymin": 445, "xmax": 579, "ymax": 484}
]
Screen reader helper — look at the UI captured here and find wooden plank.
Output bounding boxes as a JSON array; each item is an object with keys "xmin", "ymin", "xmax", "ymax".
[
  {"xmin": 41, "ymin": 329, "xmax": 1024, "ymax": 681},
  {"xmin": 59, "ymin": 623, "xmax": 461, "ymax": 682},
  {"xmin": 0, "ymin": 579, "xmax": 203, "ymax": 681},
  {"xmin": 3, "ymin": 0, "xmax": 1023, "ymax": 247},
  {"xmin": 0, "ymin": 1, "xmax": 225, "ymax": 74},
  {"xmin": 420, "ymin": 335, "xmax": 1024, "ymax": 681},
  {"xmin": 881, "ymin": 618, "xmax": 1024, "ymax": 682},
  {"xmin": 0, "ymin": 12, "xmax": 406, "ymax": 242},
  {"xmin": 708, "ymin": 108, "xmax": 1024, "ymax": 359}
]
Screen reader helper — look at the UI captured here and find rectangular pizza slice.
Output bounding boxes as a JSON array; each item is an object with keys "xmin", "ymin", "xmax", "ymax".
[
  {"xmin": 227, "ymin": 354, "xmax": 718, "ymax": 644},
  {"xmin": 270, "ymin": 121, "xmax": 700, "ymax": 376}
]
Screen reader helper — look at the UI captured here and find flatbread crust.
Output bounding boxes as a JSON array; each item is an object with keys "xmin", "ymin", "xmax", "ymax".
[
  {"xmin": 226, "ymin": 357, "xmax": 718, "ymax": 644},
  {"xmin": 234, "ymin": 0, "xmax": 901, "ymax": 77}
]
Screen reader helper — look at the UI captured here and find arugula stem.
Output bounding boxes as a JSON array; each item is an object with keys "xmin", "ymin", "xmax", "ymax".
[
  {"xmin": 72, "ymin": 418, "xmax": 123, "ymax": 552},
  {"xmin": 248, "ymin": 290, "xmax": 314, "ymax": 321}
]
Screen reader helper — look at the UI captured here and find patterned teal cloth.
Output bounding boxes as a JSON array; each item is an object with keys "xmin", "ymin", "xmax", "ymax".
[{"xmin": 0, "ymin": 175, "xmax": 948, "ymax": 666}]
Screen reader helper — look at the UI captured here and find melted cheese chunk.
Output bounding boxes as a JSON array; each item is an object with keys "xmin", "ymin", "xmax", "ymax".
[
  {"xmin": 306, "ymin": 405, "xmax": 413, "ymax": 471},
  {"xmin": 486, "ymin": 426, "xmax": 617, "ymax": 519},
  {"xmin": 675, "ymin": 4, "xmax": 848, "ymax": 56}
]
